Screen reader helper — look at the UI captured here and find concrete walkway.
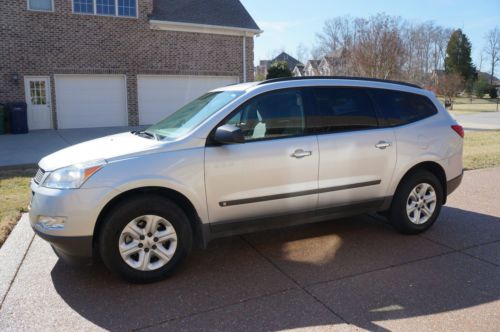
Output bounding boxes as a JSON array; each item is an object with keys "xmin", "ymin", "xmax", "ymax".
[
  {"xmin": 0, "ymin": 126, "xmax": 145, "ymax": 167},
  {"xmin": 0, "ymin": 167, "xmax": 499, "ymax": 331}
]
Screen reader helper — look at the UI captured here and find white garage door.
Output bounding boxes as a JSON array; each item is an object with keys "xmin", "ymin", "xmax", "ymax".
[
  {"xmin": 138, "ymin": 75, "xmax": 239, "ymax": 125},
  {"xmin": 55, "ymin": 75, "xmax": 127, "ymax": 129}
]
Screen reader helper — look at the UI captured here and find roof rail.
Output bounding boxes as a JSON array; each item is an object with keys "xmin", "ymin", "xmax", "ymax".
[{"xmin": 259, "ymin": 76, "xmax": 422, "ymax": 89}]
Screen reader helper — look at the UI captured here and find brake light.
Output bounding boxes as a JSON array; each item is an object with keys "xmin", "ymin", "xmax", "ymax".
[{"xmin": 451, "ymin": 125, "xmax": 464, "ymax": 138}]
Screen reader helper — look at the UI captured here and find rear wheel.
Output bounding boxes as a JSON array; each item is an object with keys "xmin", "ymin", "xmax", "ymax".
[
  {"xmin": 99, "ymin": 195, "xmax": 193, "ymax": 283},
  {"xmin": 389, "ymin": 170, "xmax": 443, "ymax": 234}
]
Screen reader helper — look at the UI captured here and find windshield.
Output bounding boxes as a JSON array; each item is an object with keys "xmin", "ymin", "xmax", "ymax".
[{"xmin": 147, "ymin": 91, "xmax": 243, "ymax": 139}]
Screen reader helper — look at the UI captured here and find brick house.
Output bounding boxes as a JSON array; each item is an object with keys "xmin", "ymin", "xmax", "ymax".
[{"xmin": 0, "ymin": 0, "xmax": 261, "ymax": 130}]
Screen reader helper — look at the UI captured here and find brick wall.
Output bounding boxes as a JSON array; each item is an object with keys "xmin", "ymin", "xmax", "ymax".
[{"xmin": 0, "ymin": 0, "xmax": 255, "ymax": 127}]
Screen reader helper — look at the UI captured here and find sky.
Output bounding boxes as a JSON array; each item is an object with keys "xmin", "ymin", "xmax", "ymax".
[{"xmin": 240, "ymin": 0, "xmax": 500, "ymax": 71}]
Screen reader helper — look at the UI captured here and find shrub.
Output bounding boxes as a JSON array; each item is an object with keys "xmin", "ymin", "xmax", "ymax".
[
  {"xmin": 489, "ymin": 86, "xmax": 498, "ymax": 99},
  {"xmin": 266, "ymin": 61, "xmax": 292, "ymax": 79}
]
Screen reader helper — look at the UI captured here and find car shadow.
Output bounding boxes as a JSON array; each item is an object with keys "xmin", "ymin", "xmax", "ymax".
[{"xmin": 51, "ymin": 206, "xmax": 500, "ymax": 331}]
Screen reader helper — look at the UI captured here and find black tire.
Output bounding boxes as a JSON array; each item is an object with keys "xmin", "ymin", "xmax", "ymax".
[
  {"xmin": 99, "ymin": 195, "xmax": 193, "ymax": 283},
  {"xmin": 389, "ymin": 170, "xmax": 443, "ymax": 234}
]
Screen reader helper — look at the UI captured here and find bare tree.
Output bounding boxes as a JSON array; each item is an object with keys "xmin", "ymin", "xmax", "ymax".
[
  {"xmin": 295, "ymin": 43, "xmax": 309, "ymax": 64},
  {"xmin": 315, "ymin": 16, "xmax": 354, "ymax": 56},
  {"xmin": 313, "ymin": 15, "xmax": 452, "ymax": 82},
  {"xmin": 437, "ymin": 73, "xmax": 464, "ymax": 110},
  {"xmin": 351, "ymin": 14, "xmax": 406, "ymax": 79},
  {"xmin": 485, "ymin": 27, "xmax": 500, "ymax": 83}
]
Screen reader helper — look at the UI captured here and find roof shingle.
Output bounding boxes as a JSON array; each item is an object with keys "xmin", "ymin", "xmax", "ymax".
[{"xmin": 151, "ymin": 0, "xmax": 260, "ymax": 31}]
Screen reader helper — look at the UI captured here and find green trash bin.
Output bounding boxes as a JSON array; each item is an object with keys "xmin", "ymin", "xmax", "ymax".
[{"xmin": 0, "ymin": 104, "xmax": 6, "ymax": 135}]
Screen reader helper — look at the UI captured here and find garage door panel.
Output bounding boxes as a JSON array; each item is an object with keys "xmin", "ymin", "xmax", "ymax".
[
  {"xmin": 138, "ymin": 75, "xmax": 239, "ymax": 125},
  {"xmin": 55, "ymin": 75, "xmax": 127, "ymax": 129}
]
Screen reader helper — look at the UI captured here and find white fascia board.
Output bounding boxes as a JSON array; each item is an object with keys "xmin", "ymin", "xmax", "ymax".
[{"xmin": 149, "ymin": 20, "xmax": 263, "ymax": 37}]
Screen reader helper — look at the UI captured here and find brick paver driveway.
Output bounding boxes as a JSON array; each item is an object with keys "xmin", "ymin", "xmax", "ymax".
[{"xmin": 0, "ymin": 168, "xmax": 499, "ymax": 331}]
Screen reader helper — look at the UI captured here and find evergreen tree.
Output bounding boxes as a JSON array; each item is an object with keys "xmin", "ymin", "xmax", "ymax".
[{"xmin": 445, "ymin": 29, "xmax": 477, "ymax": 81}]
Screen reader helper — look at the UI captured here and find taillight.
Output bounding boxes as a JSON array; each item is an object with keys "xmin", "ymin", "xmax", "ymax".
[{"xmin": 451, "ymin": 125, "xmax": 464, "ymax": 138}]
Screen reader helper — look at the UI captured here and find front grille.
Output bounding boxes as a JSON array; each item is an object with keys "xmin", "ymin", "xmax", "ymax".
[{"xmin": 34, "ymin": 168, "xmax": 45, "ymax": 184}]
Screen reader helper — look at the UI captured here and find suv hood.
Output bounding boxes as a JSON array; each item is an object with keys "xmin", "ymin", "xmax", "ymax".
[{"xmin": 39, "ymin": 132, "xmax": 162, "ymax": 171}]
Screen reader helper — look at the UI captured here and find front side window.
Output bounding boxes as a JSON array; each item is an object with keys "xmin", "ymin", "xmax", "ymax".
[
  {"xmin": 309, "ymin": 87, "xmax": 378, "ymax": 133},
  {"xmin": 225, "ymin": 89, "xmax": 306, "ymax": 142},
  {"xmin": 74, "ymin": 0, "xmax": 137, "ymax": 17},
  {"xmin": 147, "ymin": 91, "xmax": 243, "ymax": 140},
  {"xmin": 370, "ymin": 89, "xmax": 438, "ymax": 126},
  {"xmin": 28, "ymin": 0, "xmax": 53, "ymax": 11}
]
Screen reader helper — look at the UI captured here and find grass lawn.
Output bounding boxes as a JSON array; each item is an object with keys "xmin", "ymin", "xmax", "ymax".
[
  {"xmin": 441, "ymin": 97, "xmax": 500, "ymax": 115},
  {"xmin": 0, "ymin": 168, "xmax": 35, "ymax": 247},
  {"xmin": 463, "ymin": 130, "xmax": 500, "ymax": 170},
  {"xmin": 0, "ymin": 131, "xmax": 499, "ymax": 248}
]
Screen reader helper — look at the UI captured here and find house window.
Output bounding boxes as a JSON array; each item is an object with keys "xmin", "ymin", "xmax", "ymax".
[
  {"xmin": 28, "ymin": 0, "xmax": 53, "ymax": 11},
  {"xmin": 117, "ymin": 0, "xmax": 136, "ymax": 17},
  {"xmin": 96, "ymin": 0, "xmax": 115, "ymax": 15},
  {"xmin": 73, "ymin": 0, "xmax": 137, "ymax": 17},
  {"xmin": 73, "ymin": 0, "xmax": 94, "ymax": 14}
]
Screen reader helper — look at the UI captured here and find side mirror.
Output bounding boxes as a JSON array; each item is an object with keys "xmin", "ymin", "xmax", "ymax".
[{"xmin": 213, "ymin": 124, "xmax": 245, "ymax": 144}]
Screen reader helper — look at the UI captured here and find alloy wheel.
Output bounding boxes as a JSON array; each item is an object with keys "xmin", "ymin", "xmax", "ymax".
[
  {"xmin": 406, "ymin": 183, "xmax": 437, "ymax": 225},
  {"xmin": 118, "ymin": 215, "xmax": 178, "ymax": 271}
]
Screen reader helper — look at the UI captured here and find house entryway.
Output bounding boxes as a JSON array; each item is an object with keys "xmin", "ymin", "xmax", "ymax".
[{"xmin": 24, "ymin": 76, "xmax": 52, "ymax": 130}]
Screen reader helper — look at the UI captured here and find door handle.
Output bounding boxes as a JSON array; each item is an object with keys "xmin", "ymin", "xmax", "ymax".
[
  {"xmin": 375, "ymin": 141, "xmax": 392, "ymax": 150},
  {"xmin": 291, "ymin": 149, "xmax": 312, "ymax": 158}
]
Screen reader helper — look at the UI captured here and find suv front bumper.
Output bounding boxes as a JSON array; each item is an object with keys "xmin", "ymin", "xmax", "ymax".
[
  {"xmin": 33, "ymin": 229, "xmax": 94, "ymax": 265},
  {"xmin": 29, "ymin": 180, "xmax": 119, "ymax": 265}
]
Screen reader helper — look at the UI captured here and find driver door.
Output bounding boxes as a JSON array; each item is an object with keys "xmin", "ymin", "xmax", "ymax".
[{"xmin": 204, "ymin": 89, "xmax": 319, "ymax": 227}]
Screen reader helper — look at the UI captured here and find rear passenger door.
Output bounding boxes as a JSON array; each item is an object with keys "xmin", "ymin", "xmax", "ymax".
[{"xmin": 310, "ymin": 87, "xmax": 397, "ymax": 211}]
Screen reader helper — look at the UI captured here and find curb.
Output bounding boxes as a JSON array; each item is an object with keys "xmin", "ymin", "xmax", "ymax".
[{"xmin": 0, "ymin": 214, "xmax": 34, "ymax": 306}]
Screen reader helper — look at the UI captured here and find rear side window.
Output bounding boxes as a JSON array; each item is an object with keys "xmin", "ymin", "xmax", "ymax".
[
  {"xmin": 370, "ymin": 89, "xmax": 438, "ymax": 126},
  {"xmin": 309, "ymin": 87, "xmax": 378, "ymax": 133}
]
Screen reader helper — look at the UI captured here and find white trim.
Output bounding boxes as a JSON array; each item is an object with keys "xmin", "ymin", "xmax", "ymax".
[
  {"xmin": 149, "ymin": 20, "xmax": 263, "ymax": 37},
  {"xmin": 243, "ymin": 35, "xmax": 247, "ymax": 82},
  {"xmin": 27, "ymin": 0, "xmax": 54, "ymax": 12}
]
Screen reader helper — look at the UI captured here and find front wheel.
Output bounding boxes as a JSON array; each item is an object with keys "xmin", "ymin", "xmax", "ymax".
[
  {"xmin": 99, "ymin": 195, "xmax": 193, "ymax": 283},
  {"xmin": 389, "ymin": 170, "xmax": 443, "ymax": 234}
]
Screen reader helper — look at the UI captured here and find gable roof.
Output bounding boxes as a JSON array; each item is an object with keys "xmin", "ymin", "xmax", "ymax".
[
  {"xmin": 305, "ymin": 60, "xmax": 320, "ymax": 70},
  {"xmin": 292, "ymin": 65, "xmax": 305, "ymax": 76},
  {"xmin": 271, "ymin": 52, "xmax": 302, "ymax": 70},
  {"xmin": 151, "ymin": 0, "xmax": 260, "ymax": 31}
]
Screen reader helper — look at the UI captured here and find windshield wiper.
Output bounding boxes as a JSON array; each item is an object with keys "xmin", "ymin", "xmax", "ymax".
[{"xmin": 132, "ymin": 131, "xmax": 159, "ymax": 140}]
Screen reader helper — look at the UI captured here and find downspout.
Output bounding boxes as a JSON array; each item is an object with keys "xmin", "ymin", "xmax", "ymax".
[{"xmin": 242, "ymin": 33, "xmax": 247, "ymax": 82}]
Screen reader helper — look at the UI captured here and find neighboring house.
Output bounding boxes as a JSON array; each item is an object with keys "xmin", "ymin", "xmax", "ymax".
[
  {"xmin": 255, "ymin": 52, "xmax": 302, "ymax": 78},
  {"xmin": 255, "ymin": 60, "xmax": 271, "ymax": 79},
  {"xmin": 0, "ymin": 0, "xmax": 261, "ymax": 130},
  {"xmin": 318, "ymin": 57, "xmax": 337, "ymax": 76},
  {"xmin": 304, "ymin": 60, "xmax": 320, "ymax": 76},
  {"xmin": 478, "ymin": 72, "xmax": 500, "ymax": 86},
  {"xmin": 292, "ymin": 64, "xmax": 305, "ymax": 77}
]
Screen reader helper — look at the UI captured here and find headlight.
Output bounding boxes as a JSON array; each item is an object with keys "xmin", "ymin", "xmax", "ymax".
[{"xmin": 42, "ymin": 160, "xmax": 107, "ymax": 189}]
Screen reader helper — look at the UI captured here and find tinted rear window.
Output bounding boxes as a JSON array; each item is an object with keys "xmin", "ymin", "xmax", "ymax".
[
  {"xmin": 370, "ymin": 89, "xmax": 438, "ymax": 126},
  {"xmin": 309, "ymin": 87, "xmax": 378, "ymax": 133}
]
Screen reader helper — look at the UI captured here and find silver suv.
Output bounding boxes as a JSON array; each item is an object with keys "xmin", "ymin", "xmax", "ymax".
[{"xmin": 29, "ymin": 77, "xmax": 464, "ymax": 283}]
